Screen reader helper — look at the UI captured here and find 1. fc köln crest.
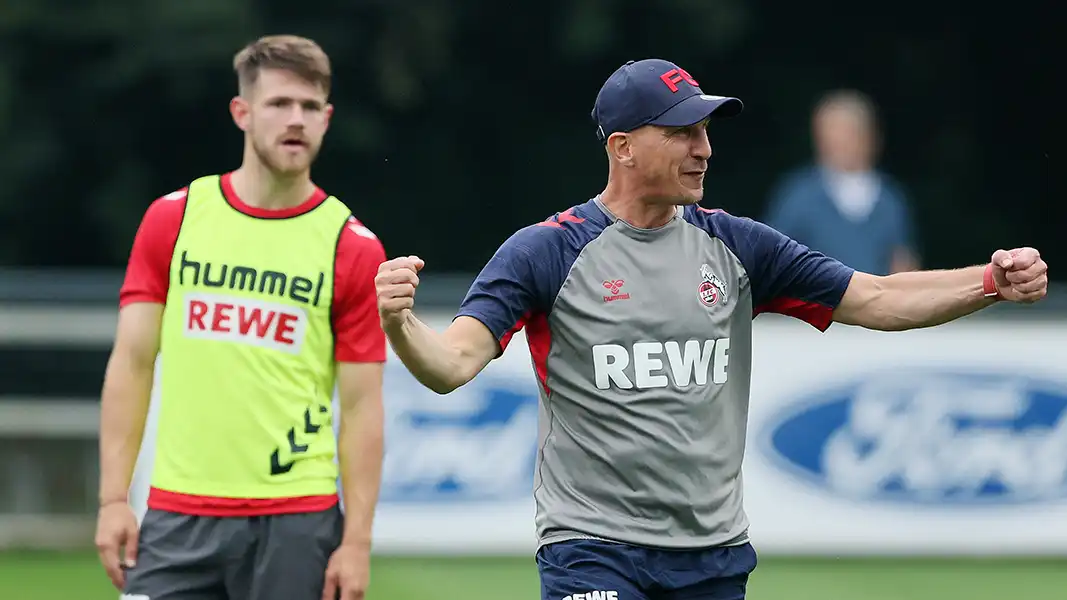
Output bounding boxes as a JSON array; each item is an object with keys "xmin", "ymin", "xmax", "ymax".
[{"xmin": 698, "ymin": 264, "xmax": 729, "ymax": 308}]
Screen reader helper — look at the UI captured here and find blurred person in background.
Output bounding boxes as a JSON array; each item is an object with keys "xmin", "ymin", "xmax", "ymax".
[
  {"xmin": 94, "ymin": 35, "xmax": 386, "ymax": 600},
  {"xmin": 764, "ymin": 90, "xmax": 919, "ymax": 275},
  {"xmin": 374, "ymin": 58, "xmax": 1048, "ymax": 600}
]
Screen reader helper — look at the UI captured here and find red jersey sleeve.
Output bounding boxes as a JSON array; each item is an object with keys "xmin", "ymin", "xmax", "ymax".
[
  {"xmin": 119, "ymin": 189, "xmax": 187, "ymax": 308},
  {"xmin": 332, "ymin": 217, "xmax": 387, "ymax": 363}
]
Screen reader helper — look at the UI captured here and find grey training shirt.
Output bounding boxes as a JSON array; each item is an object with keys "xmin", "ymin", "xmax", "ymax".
[{"xmin": 456, "ymin": 197, "xmax": 854, "ymax": 550}]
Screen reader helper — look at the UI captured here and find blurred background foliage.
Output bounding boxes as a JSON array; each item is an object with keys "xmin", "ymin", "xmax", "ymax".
[{"xmin": 0, "ymin": 0, "xmax": 1052, "ymax": 275}]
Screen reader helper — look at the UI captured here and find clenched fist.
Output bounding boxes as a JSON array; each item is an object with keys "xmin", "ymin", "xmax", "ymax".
[
  {"xmin": 991, "ymin": 247, "xmax": 1048, "ymax": 304},
  {"xmin": 375, "ymin": 255, "xmax": 425, "ymax": 328}
]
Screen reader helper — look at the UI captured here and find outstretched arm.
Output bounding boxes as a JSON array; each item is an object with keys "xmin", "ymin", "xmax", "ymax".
[
  {"xmin": 707, "ymin": 213, "xmax": 1048, "ymax": 333},
  {"xmin": 833, "ymin": 248, "xmax": 1048, "ymax": 331}
]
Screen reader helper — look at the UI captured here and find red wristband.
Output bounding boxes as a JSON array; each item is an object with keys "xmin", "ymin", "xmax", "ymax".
[{"xmin": 983, "ymin": 263, "xmax": 1001, "ymax": 299}]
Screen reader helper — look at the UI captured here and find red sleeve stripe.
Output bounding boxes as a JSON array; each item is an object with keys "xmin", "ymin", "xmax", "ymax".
[
  {"xmin": 754, "ymin": 298, "xmax": 835, "ymax": 332},
  {"xmin": 499, "ymin": 314, "xmax": 530, "ymax": 352}
]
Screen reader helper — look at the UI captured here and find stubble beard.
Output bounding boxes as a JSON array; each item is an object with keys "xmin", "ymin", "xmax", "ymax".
[{"xmin": 251, "ymin": 136, "xmax": 319, "ymax": 178}]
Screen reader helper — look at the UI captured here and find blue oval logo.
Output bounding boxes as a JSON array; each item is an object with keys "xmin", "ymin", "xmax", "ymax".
[
  {"xmin": 759, "ymin": 370, "xmax": 1067, "ymax": 505},
  {"xmin": 377, "ymin": 364, "xmax": 539, "ymax": 503}
]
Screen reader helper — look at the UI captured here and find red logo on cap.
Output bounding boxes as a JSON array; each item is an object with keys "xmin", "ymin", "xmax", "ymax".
[{"xmin": 660, "ymin": 68, "xmax": 699, "ymax": 93}]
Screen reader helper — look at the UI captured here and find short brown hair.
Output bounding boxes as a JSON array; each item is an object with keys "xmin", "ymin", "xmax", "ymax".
[{"xmin": 233, "ymin": 35, "xmax": 332, "ymax": 96}]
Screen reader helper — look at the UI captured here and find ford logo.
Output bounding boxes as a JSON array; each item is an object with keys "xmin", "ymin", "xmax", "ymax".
[
  {"xmin": 377, "ymin": 364, "xmax": 539, "ymax": 503},
  {"xmin": 759, "ymin": 370, "xmax": 1067, "ymax": 505}
]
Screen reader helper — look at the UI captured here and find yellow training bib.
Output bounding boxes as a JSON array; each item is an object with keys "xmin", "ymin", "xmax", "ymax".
[{"xmin": 152, "ymin": 174, "xmax": 351, "ymax": 500}]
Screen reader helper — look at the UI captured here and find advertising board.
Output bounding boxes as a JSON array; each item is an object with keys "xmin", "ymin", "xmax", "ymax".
[
  {"xmin": 744, "ymin": 316, "xmax": 1067, "ymax": 556},
  {"xmin": 130, "ymin": 312, "xmax": 1067, "ymax": 556}
]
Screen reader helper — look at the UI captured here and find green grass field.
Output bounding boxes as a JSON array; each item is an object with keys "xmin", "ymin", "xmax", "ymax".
[{"xmin": 2, "ymin": 551, "xmax": 1066, "ymax": 600}]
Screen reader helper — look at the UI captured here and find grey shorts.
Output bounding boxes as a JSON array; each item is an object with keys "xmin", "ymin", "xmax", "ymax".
[{"xmin": 123, "ymin": 506, "xmax": 343, "ymax": 600}]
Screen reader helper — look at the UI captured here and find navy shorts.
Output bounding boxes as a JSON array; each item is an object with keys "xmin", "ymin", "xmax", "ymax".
[{"xmin": 537, "ymin": 539, "xmax": 757, "ymax": 600}]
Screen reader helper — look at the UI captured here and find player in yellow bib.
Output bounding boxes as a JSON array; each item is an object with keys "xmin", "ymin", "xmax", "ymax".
[{"xmin": 95, "ymin": 35, "xmax": 387, "ymax": 600}]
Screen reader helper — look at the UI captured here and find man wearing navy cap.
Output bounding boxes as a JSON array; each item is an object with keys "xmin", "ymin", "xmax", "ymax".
[
  {"xmin": 592, "ymin": 59, "xmax": 742, "ymax": 142},
  {"xmin": 375, "ymin": 59, "xmax": 1048, "ymax": 599}
]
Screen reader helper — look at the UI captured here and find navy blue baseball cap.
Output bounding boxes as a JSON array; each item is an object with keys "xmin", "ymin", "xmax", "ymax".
[{"xmin": 591, "ymin": 59, "xmax": 743, "ymax": 143}]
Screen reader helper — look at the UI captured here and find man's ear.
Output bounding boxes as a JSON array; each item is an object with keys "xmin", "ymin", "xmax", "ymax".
[
  {"xmin": 230, "ymin": 96, "xmax": 250, "ymax": 132},
  {"xmin": 607, "ymin": 132, "xmax": 635, "ymax": 167}
]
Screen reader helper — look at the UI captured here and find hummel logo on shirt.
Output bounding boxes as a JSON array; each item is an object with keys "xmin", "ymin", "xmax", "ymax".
[{"xmin": 602, "ymin": 279, "xmax": 630, "ymax": 302}]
